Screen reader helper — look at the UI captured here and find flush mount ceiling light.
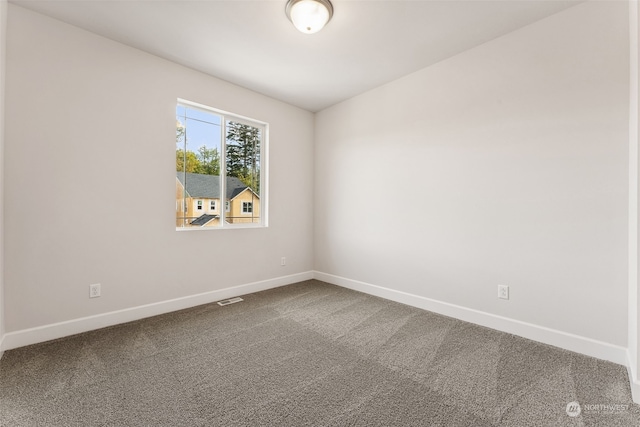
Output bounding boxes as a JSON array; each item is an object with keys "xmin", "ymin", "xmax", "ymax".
[{"xmin": 285, "ymin": 0, "xmax": 334, "ymax": 34}]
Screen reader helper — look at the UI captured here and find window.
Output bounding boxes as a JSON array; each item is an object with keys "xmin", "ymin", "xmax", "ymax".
[{"xmin": 176, "ymin": 100, "xmax": 267, "ymax": 229}]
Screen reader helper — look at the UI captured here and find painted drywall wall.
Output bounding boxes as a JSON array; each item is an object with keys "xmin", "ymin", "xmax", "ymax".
[
  {"xmin": 629, "ymin": 0, "xmax": 640, "ymax": 401},
  {"xmin": 4, "ymin": 5, "xmax": 314, "ymax": 332},
  {"xmin": 315, "ymin": 1, "xmax": 629, "ymax": 347},
  {"xmin": 0, "ymin": 0, "xmax": 6, "ymax": 356}
]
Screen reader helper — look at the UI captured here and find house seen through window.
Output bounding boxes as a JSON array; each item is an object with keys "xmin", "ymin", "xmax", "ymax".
[{"xmin": 176, "ymin": 100, "xmax": 266, "ymax": 228}]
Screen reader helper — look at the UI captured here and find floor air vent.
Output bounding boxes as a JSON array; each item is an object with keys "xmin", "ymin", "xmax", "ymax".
[{"xmin": 217, "ymin": 297, "xmax": 244, "ymax": 306}]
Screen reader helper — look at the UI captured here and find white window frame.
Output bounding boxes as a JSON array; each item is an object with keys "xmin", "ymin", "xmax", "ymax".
[
  {"xmin": 176, "ymin": 99, "xmax": 268, "ymax": 230},
  {"xmin": 210, "ymin": 200, "xmax": 216, "ymax": 211},
  {"xmin": 196, "ymin": 200, "xmax": 203, "ymax": 211},
  {"xmin": 242, "ymin": 201, "xmax": 253, "ymax": 214}
]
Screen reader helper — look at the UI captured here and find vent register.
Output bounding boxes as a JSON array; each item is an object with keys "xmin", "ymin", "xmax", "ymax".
[{"xmin": 217, "ymin": 297, "xmax": 244, "ymax": 306}]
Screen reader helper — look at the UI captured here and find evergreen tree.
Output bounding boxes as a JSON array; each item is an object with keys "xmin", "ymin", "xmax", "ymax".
[{"xmin": 226, "ymin": 121, "xmax": 261, "ymax": 193}]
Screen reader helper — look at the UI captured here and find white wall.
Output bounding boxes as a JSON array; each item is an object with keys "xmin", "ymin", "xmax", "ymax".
[
  {"xmin": 315, "ymin": 1, "xmax": 629, "ymax": 348},
  {"xmin": 629, "ymin": 0, "xmax": 640, "ymax": 402},
  {"xmin": 0, "ymin": 0, "xmax": 6, "ymax": 358},
  {"xmin": 3, "ymin": 5, "xmax": 314, "ymax": 335}
]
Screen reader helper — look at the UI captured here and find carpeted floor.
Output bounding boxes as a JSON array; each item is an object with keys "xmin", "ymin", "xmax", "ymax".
[{"xmin": 0, "ymin": 280, "xmax": 638, "ymax": 426}]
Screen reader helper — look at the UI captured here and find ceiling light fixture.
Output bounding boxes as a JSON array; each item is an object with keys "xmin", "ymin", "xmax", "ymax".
[{"xmin": 285, "ymin": 0, "xmax": 333, "ymax": 34}]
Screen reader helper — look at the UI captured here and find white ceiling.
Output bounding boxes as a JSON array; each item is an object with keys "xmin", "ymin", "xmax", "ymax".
[{"xmin": 11, "ymin": 0, "xmax": 582, "ymax": 112}]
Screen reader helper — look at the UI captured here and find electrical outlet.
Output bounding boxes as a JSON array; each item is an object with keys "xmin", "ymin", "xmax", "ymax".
[
  {"xmin": 498, "ymin": 285, "xmax": 509, "ymax": 300},
  {"xmin": 281, "ymin": 257, "xmax": 286, "ymax": 266},
  {"xmin": 89, "ymin": 283, "xmax": 101, "ymax": 298}
]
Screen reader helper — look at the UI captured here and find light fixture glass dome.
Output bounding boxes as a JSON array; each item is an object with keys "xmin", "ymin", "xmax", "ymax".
[{"xmin": 285, "ymin": 0, "xmax": 333, "ymax": 34}]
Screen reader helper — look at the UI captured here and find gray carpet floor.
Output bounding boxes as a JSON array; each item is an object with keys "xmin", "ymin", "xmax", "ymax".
[{"xmin": 1, "ymin": 279, "xmax": 639, "ymax": 426}]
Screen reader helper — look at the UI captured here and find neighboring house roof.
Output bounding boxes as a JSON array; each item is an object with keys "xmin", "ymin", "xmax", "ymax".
[
  {"xmin": 176, "ymin": 172, "xmax": 250, "ymax": 199},
  {"xmin": 229, "ymin": 186, "xmax": 259, "ymax": 202},
  {"xmin": 190, "ymin": 214, "xmax": 218, "ymax": 226}
]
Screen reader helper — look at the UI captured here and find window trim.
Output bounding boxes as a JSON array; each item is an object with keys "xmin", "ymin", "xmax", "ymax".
[{"xmin": 176, "ymin": 99, "xmax": 268, "ymax": 230}]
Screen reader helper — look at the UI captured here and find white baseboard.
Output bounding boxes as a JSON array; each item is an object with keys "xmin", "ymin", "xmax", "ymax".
[
  {"xmin": 313, "ymin": 271, "xmax": 628, "ymax": 367},
  {"xmin": 627, "ymin": 351, "xmax": 640, "ymax": 403},
  {"xmin": 0, "ymin": 271, "xmax": 314, "ymax": 352}
]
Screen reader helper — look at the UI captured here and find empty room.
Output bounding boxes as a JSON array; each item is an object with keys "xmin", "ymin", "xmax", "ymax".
[{"xmin": 1, "ymin": 0, "xmax": 640, "ymax": 425}]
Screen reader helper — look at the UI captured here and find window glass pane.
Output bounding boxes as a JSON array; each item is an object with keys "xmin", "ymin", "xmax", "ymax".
[
  {"xmin": 176, "ymin": 106, "xmax": 222, "ymax": 228},
  {"xmin": 225, "ymin": 120, "xmax": 261, "ymax": 224},
  {"xmin": 176, "ymin": 101, "xmax": 266, "ymax": 229}
]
